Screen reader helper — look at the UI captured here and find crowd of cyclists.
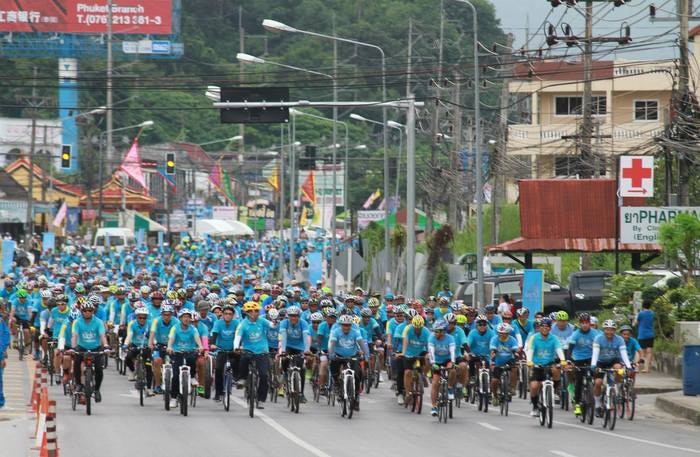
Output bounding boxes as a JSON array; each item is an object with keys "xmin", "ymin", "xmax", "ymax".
[{"xmin": 0, "ymin": 236, "xmax": 644, "ymax": 424}]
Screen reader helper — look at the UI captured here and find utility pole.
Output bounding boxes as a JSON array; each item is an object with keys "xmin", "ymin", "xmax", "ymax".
[
  {"xmin": 449, "ymin": 71, "xmax": 461, "ymax": 229},
  {"xmin": 492, "ymin": 33, "xmax": 514, "ymax": 245},
  {"xmin": 106, "ymin": 0, "xmax": 113, "ymax": 187},
  {"xmin": 678, "ymin": 0, "xmax": 691, "ymax": 205},
  {"xmin": 580, "ymin": 0, "xmax": 594, "ymax": 178},
  {"xmin": 406, "ymin": 18, "xmax": 413, "ymax": 97},
  {"xmin": 238, "ymin": 6, "xmax": 246, "ymax": 187}
]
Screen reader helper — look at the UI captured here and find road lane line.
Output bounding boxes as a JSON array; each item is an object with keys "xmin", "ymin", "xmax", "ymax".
[
  {"xmin": 510, "ymin": 411, "xmax": 700, "ymax": 454},
  {"xmin": 231, "ymin": 397, "xmax": 332, "ymax": 457},
  {"xmin": 550, "ymin": 450, "xmax": 578, "ymax": 457},
  {"xmin": 478, "ymin": 422, "xmax": 502, "ymax": 431}
]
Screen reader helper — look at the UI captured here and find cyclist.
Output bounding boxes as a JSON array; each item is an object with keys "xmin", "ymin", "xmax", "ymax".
[
  {"xmin": 71, "ymin": 300, "xmax": 109, "ymax": 403},
  {"xmin": 234, "ymin": 301, "xmax": 272, "ymax": 409},
  {"xmin": 210, "ymin": 304, "xmax": 240, "ymax": 402},
  {"xmin": 428, "ymin": 320, "xmax": 456, "ymax": 416},
  {"xmin": 551, "ymin": 311, "xmax": 575, "ymax": 349},
  {"xmin": 568, "ymin": 313, "xmax": 599, "ymax": 416},
  {"xmin": 400, "ymin": 315, "xmax": 430, "ymax": 405},
  {"xmin": 167, "ymin": 309, "xmax": 204, "ymax": 408},
  {"xmin": 386, "ymin": 306, "xmax": 407, "ymax": 404},
  {"xmin": 466, "ymin": 315, "xmax": 495, "ymax": 384},
  {"xmin": 9, "ymin": 288, "xmax": 32, "ymax": 355},
  {"xmin": 512, "ymin": 308, "xmax": 533, "ymax": 348},
  {"xmin": 444, "ymin": 313, "xmax": 469, "ymax": 393},
  {"xmin": 46, "ymin": 294, "xmax": 70, "ymax": 384},
  {"xmin": 484, "ymin": 305, "xmax": 502, "ymax": 329},
  {"xmin": 490, "ymin": 322, "xmax": 519, "ymax": 403},
  {"xmin": 526, "ymin": 317, "xmax": 566, "ymax": 416},
  {"xmin": 315, "ymin": 308, "xmax": 337, "ymax": 394},
  {"xmin": 149, "ymin": 302, "xmax": 176, "ymax": 395},
  {"xmin": 433, "ymin": 297, "xmax": 450, "ymax": 322},
  {"xmin": 591, "ymin": 320, "xmax": 632, "ymax": 417},
  {"xmin": 619, "ymin": 324, "xmax": 642, "ymax": 374},
  {"xmin": 328, "ymin": 314, "xmax": 368, "ymax": 412},
  {"xmin": 124, "ymin": 306, "xmax": 153, "ymax": 395},
  {"xmin": 277, "ymin": 305, "xmax": 312, "ymax": 403}
]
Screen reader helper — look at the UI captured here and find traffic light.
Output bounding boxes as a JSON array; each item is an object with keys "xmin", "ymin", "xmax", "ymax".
[
  {"xmin": 166, "ymin": 152, "xmax": 175, "ymax": 175},
  {"xmin": 60, "ymin": 144, "xmax": 71, "ymax": 169},
  {"xmin": 299, "ymin": 145, "xmax": 316, "ymax": 170}
]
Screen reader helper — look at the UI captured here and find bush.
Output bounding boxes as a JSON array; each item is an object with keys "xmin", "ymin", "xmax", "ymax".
[{"xmin": 674, "ymin": 288, "xmax": 700, "ymax": 321}]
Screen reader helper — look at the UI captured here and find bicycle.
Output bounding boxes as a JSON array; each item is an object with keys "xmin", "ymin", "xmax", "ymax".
[
  {"xmin": 559, "ymin": 365, "xmax": 570, "ymax": 411},
  {"xmin": 363, "ymin": 356, "xmax": 373, "ymax": 395},
  {"xmin": 576, "ymin": 365, "xmax": 595, "ymax": 425},
  {"xmin": 243, "ymin": 350, "xmax": 261, "ymax": 418},
  {"xmin": 219, "ymin": 350, "xmax": 236, "ymax": 412},
  {"xmin": 132, "ymin": 346, "xmax": 149, "ymax": 407},
  {"xmin": 405, "ymin": 358, "xmax": 424, "ymax": 414},
  {"xmin": 496, "ymin": 362, "xmax": 513, "ymax": 416},
  {"xmin": 436, "ymin": 366, "xmax": 453, "ymax": 423},
  {"xmin": 160, "ymin": 351, "xmax": 173, "ymax": 411},
  {"xmin": 311, "ymin": 354, "xmax": 321, "ymax": 403},
  {"xmin": 15, "ymin": 322, "xmax": 26, "ymax": 360},
  {"xmin": 69, "ymin": 350, "xmax": 105, "ymax": 416},
  {"xmin": 618, "ymin": 367, "xmax": 636, "ymax": 421},
  {"xmin": 45, "ymin": 340, "xmax": 56, "ymax": 386},
  {"xmin": 534, "ymin": 364, "xmax": 557, "ymax": 429},
  {"xmin": 599, "ymin": 368, "xmax": 620, "ymax": 431},
  {"xmin": 336, "ymin": 357, "xmax": 358, "ymax": 419},
  {"xmin": 201, "ymin": 352, "xmax": 214, "ymax": 399},
  {"xmin": 474, "ymin": 356, "xmax": 490, "ymax": 413},
  {"xmin": 282, "ymin": 353, "xmax": 304, "ymax": 414},
  {"xmin": 372, "ymin": 343, "xmax": 383, "ymax": 389},
  {"xmin": 117, "ymin": 340, "xmax": 127, "ymax": 376},
  {"xmin": 267, "ymin": 351, "xmax": 279, "ymax": 404},
  {"xmin": 517, "ymin": 358, "xmax": 529, "ymax": 399},
  {"xmin": 325, "ymin": 360, "xmax": 335, "ymax": 407},
  {"xmin": 173, "ymin": 351, "xmax": 198, "ymax": 417}
]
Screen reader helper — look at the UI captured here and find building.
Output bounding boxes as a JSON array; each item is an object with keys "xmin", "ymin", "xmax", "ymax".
[
  {"xmin": 0, "ymin": 117, "xmax": 62, "ymax": 168},
  {"xmin": 505, "ymin": 58, "xmax": 672, "ymax": 183}
]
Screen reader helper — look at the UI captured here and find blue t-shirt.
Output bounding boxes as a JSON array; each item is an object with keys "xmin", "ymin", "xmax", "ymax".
[
  {"xmin": 529, "ymin": 332, "xmax": 561, "ymax": 365},
  {"xmin": 10, "ymin": 298, "xmax": 31, "ymax": 320},
  {"xmin": 513, "ymin": 319, "xmax": 534, "ymax": 343},
  {"xmin": 625, "ymin": 337, "xmax": 642, "ymax": 361},
  {"xmin": 447, "ymin": 326, "xmax": 468, "ymax": 351},
  {"xmin": 569, "ymin": 328, "xmax": 599, "ymax": 361},
  {"xmin": 550, "ymin": 323, "xmax": 575, "ymax": 348},
  {"xmin": 316, "ymin": 321, "xmax": 333, "ymax": 351},
  {"xmin": 127, "ymin": 320, "xmax": 150, "ymax": 347},
  {"xmin": 235, "ymin": 318, "xmax": 272, "ymax": 354},
  {"xmin": 402, "ymin": 326, "xmax": 431, "ymax": 358},
  {"xmin": 467, "ymin": 328, "xmax": 496, "ymax": 358},
  {"xmin": 428, "ymin": 333, "xmax": 455, "ymax": 364},
  {"xmin": 72, "ymin": 317, "xmax": 105, "ymax": 350},
  {"xmin": 211, "ymin": 318, "xmax": 239, "ymax": 351},
  {"xmin": 49, "ymin": 307, "xmax": 71, "ymax": 338},
  {"xmin": 489, "ymin": 335, "xmax": 519, "ymax": 366},
  {"xmin": 594, "ymin": 334, "xmax": 626, "ymax": 364},
  {"xmin": 279, "ymin": 318, "xmax": 311, "ymax": 351},
  {"xmin": 168, "ymin": 324, "xmax": 199, "ymax": 352},
  {"xmin": 636, "ymin": 310, "xmax": 655, "ymax": 340},
  {"xmin": 329, "ymin": 326, "xmax": 363, "ymax": 358},
  {"xmin": 392, "ymin": 322, "xmax": 408, "ymax": 353},
  {"xmin": 151, "ymin": 317, "xmax": 176, "ymax": 345},
  {"xmin": 266, "ymin": 323, "xmax": 280, "ymax": 350}
]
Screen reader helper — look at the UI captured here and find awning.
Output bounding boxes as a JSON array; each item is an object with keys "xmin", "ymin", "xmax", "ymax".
[
  {"xmin": 0, "ymin": 200, "xmax": 54, "ymax": 223},
  {"xmin": 489, "ymin": 236, "xmax": 659, "ymax": 253},
  {"xmin": 123, "ymin": 209, "xmax": 168, "ymax": 232},
  {"xmin": 195, "ymin": 219, "xmax": 254, "ymax": 237}
]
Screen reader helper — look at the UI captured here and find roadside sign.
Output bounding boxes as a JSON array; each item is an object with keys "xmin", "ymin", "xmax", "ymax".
[
  {"xmin": 619, "ymin": 156, "xmax": 654, "ymax": 197},
  {"xmin": 620, "ymin": 206, "xmax": 700, "ymax": 244}
]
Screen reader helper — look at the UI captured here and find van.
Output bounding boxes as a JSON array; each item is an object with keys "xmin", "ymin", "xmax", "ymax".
[{"xmin": 93, "ymin": 227, "xmax": 136, "ymax": 253}]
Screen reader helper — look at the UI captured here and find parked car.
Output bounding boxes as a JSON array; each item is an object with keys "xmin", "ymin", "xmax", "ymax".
[
  {"xmin": 566, "ymin": 270, "xmax": 613, "ymax": 314},
  {"xmin": 624, "ymin": 269, "xmax": 683, "ymax": 289}
]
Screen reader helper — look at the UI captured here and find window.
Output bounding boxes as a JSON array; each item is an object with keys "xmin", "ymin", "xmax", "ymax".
[
  {"xmin": 555, "ymin": 96, "xmax": 606, "ymax": 116},
  {"xmin": 634, "ymin": 100, "xmax": 658, "ymax": 121},
  {"xmin": 576, "ymin": 276, "xmax": 606, "ymax": 291},
  {"xmin": 555, "ymin": 156, "xmax": 606, "ymax": 177}
]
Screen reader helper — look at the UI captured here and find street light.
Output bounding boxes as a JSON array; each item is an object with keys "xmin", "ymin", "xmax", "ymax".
[
  {"xmin": 450, "ymin": 0, "xmax": 484, "ymax": 308},
  {"xmin": 198, "ymin": 136, "xmax": 242, "ymax": 146},
  {"xmin": 263, "ymin": 18, "xmax": 388, "ymax": 293},
  {"xmin": 97, "ymin": 120, "xmax": 155, "ymax": 224}
]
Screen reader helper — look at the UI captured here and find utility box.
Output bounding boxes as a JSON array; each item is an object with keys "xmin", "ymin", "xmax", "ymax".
[{"xmin": 676, "ymin": 321, "xmax": 700, "ymax": 345}]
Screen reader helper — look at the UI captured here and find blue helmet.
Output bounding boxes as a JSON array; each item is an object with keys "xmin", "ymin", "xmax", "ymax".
[{"xmin": 432, "ymin": 320, "xmax": 448, "ymax": 331}]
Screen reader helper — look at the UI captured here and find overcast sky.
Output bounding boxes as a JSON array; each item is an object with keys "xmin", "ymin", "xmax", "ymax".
[{"xmin": 490, "ymin": 0, "xmax": 685, "ymax": 61}]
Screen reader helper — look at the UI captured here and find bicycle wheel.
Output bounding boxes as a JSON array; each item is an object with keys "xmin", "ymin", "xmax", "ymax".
[
  {"xmin": 164, "ymin": 369, "xmax": 171, "ymax": 411},
  {"xmin": 364, "ymin": 369, "xmax": 371, "ymax": 395},
  {"xmin": 627, "ymin": 382, "xmax": 636, "ymax": 421},
  {"xmin": 203, "ymin": 357, "xmax": 212, "ymax": 399},
  {"xmin": 311, "ymin": 365, "xmax": 320, "ymax": 403},
  {"xmin": 190, "ymin": 377, "xmax": 197, "ymax": 408},
  {"xmin": 608, "ymin": 387, "xmax": 617, "ymax": 431},
  {"xmin": 617, "ymin": 385, "xmax": 626, "ymax": 419},
  {"xmin": 223, "ymin": 370, "xmax": 232, "ymax": 412},
  {"xmin": 545, "ymin": 385, "xmax": 553, "ymax": 428},
  {"xmin": 586, "ymin": 389, "xmax": 595, "ymax": 425},
  {"xmin": 84, "ymin": 367, "xmax": 93, "ymax": 416},
  {"xmin": 374, "ymin": 358, "xmax": 381, "ymax": 388},
  {"xmin": 481, "ymin": 371, "xmax": 490, "ymax": 413},
  {"xmin": 48, "ymin": 349, "xmax": 54, "ymax": 386},
  {"xmin": 520, "ymin": 364, "xmax": 529, "ymax": 399},
  {"xmin": 248, "ymin": 371, "xmax": 256, "ymax": 418},
  {"xmin": 136, "ymin": 360, "xmax": 144, "ymax": 407},
  {"xmin": 71, "ymin": 386, "xmax": 77, "ymax": 411},
  {"xmin": 469, "ymin": 382, "xmax": 476, "ymax": 404},
  {"xmin": 538, "ymin": 388, "xmax": 546, "ymax": 426},
  {"xmin": 180, "ymin": 371, "xmax": 189, "ymax": 417},
  {"xmin": 346, "ymin": 375, "xmax": 355, "ymax": 419},
  {"xmin": 293, "ymin": 372, "xmax": 301, "ymax": 414},
  {"xmin": 17, "ymin": 331, "xmax": 23, "ymax": 361},
  {"xmin": 602, "ymin": 392, "xmax": 609, "ymax": 428}
]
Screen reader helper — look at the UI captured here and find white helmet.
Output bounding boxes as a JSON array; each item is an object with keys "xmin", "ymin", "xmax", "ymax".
[
  {"xmin": 602, "ymin": 319, "xmax": 617, "ymax": 329},
  {"xmin": 339, "ymin": 314, "xmax": 354, "ymax": 325},
  {"xmin": 40, "ymin": 289, "xmax": 52, "ymax": 299},
  {"xmin": 267, "ymin": 308, "xmax": 279, "ymax": 321},
  {"xmin": 135, "ymin": 307, "xmax": 149, "ymax": 316},
  {"xmin": 140, "ymin": 285, "xmax": 151, "ymax": 294},
  {"xmin": 497, "ymin": 323, "xmax": 512, "ymax": 334}
]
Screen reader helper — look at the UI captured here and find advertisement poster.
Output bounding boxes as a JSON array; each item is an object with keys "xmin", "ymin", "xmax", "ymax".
[{"xmin": 522, "ymin": 269, "xmax": 545, "ymax": 315}]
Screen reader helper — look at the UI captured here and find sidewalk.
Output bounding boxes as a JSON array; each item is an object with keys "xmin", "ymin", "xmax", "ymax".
[
  {"xmin": 634, "ymin": 371, "xmax": 683, "ymax": 394},
  {"xmin": 0, "ymin": 353, "xmax": 37, "ymax": 456},
  {"xmin": 635, "ymin": 370, "xmax": 700, "ymax": 425}
]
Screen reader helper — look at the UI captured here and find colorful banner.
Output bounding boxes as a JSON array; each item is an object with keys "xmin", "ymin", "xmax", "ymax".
[
  {"xmin": 522, "ymin": 269, "xmax": 545, "ymax": 315},
  {"xmin": 66, "ymin": 208, "xmax": 80, "ymax": 234},
  {"xmin": 1, "ymin": 239, "xmax": 15, "ymax": 274},
  {"xmin": 120, "ymin": 138, "xmax": 148, "ymax": 191},
  {"xmin": 42, "ymin": 232, "xmax": 55, "ymax": 253},
  {"xmin": 157, "ymin": 231, "xmax": 164, "ymax": 249},
  {"xmin": 308, "ymin": 251, "xmax": 323, "ymax": 286},
  {"xmin": 0, "ymin": 1, "xmax": 173, "ymax": 34}
]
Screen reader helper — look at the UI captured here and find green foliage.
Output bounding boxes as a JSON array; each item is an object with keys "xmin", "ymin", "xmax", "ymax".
[
  {"xmin": 652, "ymin": 289, "xmax": 678, "ymax": 338},
  {"xmin": 659, "ymin": 213, "xmax": 700, "ymax": 282},
  {"xmin": 426, "ymin": 225, "xmax": 454, "ymax": 269},
  {"xmin": 431, "ymin": 262, "xmax": 450, "ymax": 293},
  {"xmin": 670, "ymin": 285, "xmax": 700, "ymax": 321},
  {"xmin": 453, "ymin": 204, "xmax": 521, "ymax": 254},
  {"xmin": 602, "ymin": 274, "xmax": 647, "ymax": 308},
  {"xmin": 654, "ymin": 337, "xmax": 681, "ymax": 356}
]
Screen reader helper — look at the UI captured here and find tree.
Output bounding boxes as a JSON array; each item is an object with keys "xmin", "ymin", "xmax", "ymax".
[{"xmin": 659, "ymin": 212, "xmax": 700, "ymax": 283}]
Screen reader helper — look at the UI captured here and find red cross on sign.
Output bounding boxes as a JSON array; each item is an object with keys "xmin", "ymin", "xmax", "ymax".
[{"xmin": 619, "ymin": 156, "xmax": 654, "ymax": 197}]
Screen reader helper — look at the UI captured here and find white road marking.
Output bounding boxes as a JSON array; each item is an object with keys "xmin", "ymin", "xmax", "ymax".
[
  {"xmin": 231, "ymin": 397, "xmax": 332, "ymax": 457},
  {"xmin": 478, "ymin": 422, "xmax": 502, "ymax": 431},
  {"xmin": 510, "ymin": 411, "xmax": 700, "ymax": 454},
  {"xmin": 550, "ymin": 450, "xmax": 578, "ymax": 457}
]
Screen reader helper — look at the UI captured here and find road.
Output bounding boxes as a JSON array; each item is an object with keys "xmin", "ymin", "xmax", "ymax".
[{"xmin": 28, "ymin": 363, "xmax": 700, "ymax": 457}]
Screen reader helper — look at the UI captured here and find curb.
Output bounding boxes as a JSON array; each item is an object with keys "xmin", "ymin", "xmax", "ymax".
[
  {"xmin": 636, "ymin": 387, "xmax": 683, "ymax": 395},
  {"xmin": 655, "ymin": 394, "xmax": 700, "ymax": 425}
]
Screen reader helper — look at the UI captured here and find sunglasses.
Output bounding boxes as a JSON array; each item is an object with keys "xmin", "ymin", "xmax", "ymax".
[{"xmin": 477, "ymin": 323, "xmax": 487, "ymax": 326}]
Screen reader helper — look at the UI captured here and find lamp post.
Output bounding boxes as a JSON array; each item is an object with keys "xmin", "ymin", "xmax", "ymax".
[
  {"xmin": 263, "ymin": 18, "xmax": 388, "ymax": 292},
  {"xmin": 98, "ymin": 120, "xmax": 154, "ymax": 225},
  {"xmin": 450, "ymin": 0, "xmax": 484, "ymax": 307}
]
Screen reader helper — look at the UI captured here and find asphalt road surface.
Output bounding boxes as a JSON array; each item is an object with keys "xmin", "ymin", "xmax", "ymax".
[{"xmin": 46, "ymin": 363, "xmax": 700, "ymax": 457}]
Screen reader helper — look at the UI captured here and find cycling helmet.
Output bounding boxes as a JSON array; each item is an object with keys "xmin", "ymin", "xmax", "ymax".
[
  {"xmin": 602, "ymin": 319, "xmax": 617, "ymax": 329},
  {"xmin": 619, "ymin": 324, "xmax": 633, "ymax": 333},
  {"xmin": 497, "ymin": 323, "xmax": 512, "ymax": 334},
  {"xmin": 221, "ymin": 304, "xmax": 235, "ymax": 313},
  {"xmin": 456, "ymin": 315, "xmax": 467, "ymax": 325},
  {"xmin": 267, "ymin": 308, "xmax": 280, "ymax": 321},
  {"xmin": 54, "ymin": 293, "xmax": 67, "ymax": 304},
  {"xmin": 139, "ymin": 285, "xmax": 151, "ymax": 295},
  {"xmin": 578, "ymin": 312, "xmax": 591, "ymax": 322},
  {"xmin": 177, "ymin": 288, "xmax": 187, "ymax": 298},
  {"xmin": 353, "ymin": 315, "xmax": 362, "ymax": 325},
  {"xmin": 135, "ymin": 307, "xmax": 149, "ymax": 316},
  {"xmin": 412, "ymin": 315, "xmax": 425, "ymax": 328},
  {"xmin": 516, "ymin": 308, "xmax": 529, "ymax": 317},
  {"xmin": 210, "ymin": 303, "xmax": 222, "ymax": 312},
  {"xmin": 590, "ymin": 316, "xmax": 598, "ymax": 325},
  {"xmin": 540, "ymin": 317, "xmax": 553, "ymax": 327},
  {"xmin": 88, "ymin": 295, "xmax": 102, "ymax": 306},
  {"xmin": 310, "ymin": 312, "xmax": 323, "ymax": 322},
  {"xmin": 438, "ymin": 296, "xmax": 450, "ymax": 306},
  {"xmin": 475, "ymin": 314, "xmax": 488, "ymax": 324},
  {"xmin": 405, "ymin": 309, "xmax": 417, "ymax": 320},
  {"xmin": 74, "ymin": 284, "xmax": 86, "ymax": 294},
  {"xmin": 384, "ymin": 293, "xmax": 395, "ymax": 300},
  {"xmin": 150, "ymin": 291, "xmax": 164, "ymax": 300},
  {"xmin": 69, "ymin": 309, "xmax": 81, "ymax": 321},
  {"xmin": 432, "ymin": 320, "xmax": 447, "ymax": 331},
  {"xmin": 394, "ymin": 306, "xmax": 406, "ymax": 315},
  {"xmin": 4, "ymin": 279, "xmax": 14, "ymax": 288},
  {"xmin": 320, "ymin": 299, "xmax": 333, "ymax": 309},
  {"xmin": 16, "ymin": 289, "xmax": 28, "ymax": 298},
  {"xmin": 81, "ymin": 300, "xmax": 95, "ymax": 311},
  {"xmin": 484, "ymin": 304, "xmax": 496, "ymax": 313},
  {"xmin": 178, "ymin": 309, "xmax": 192, "ymax": 318},
  {"xmin": 443, "ymin": 312, "xmax": 457, "ymax": 324},
  {"xmin": 161, "ymin": 304, "xmax": 174, "ymax": 314},
  {"xmin": 243, "ymin": 301, "xmax": 260, "ymax": 312},
  {"xmin": 548, "ymin": 312, "xmax": 558, "ymax": 321},
  {"xmin": 40, "ymin": 289, "xmax": 52, "ymax": 299},
  {"xmin": 338, "ymin": 314, "xmax": 354, "ymax": 325},
  {"xmin": 115, "ymin": 286, "xmax": 127, "ymax": 295},
  {"xmin": 127, "ymin": 291, "xmax": 140, "ymax": 302},
  {"xmin": 287, "ymin": 306, "xmax": 302, "ymax": 316},
  {"xmin": 555, "ymin": 311, "xmax": 569, "ymax": 321},
  {"xmin": 368, "ymin": 297, "xmax": 380, "ymax": 308},
  {"xmin": 360, "ymin": 308, "xmax": 373, "ymax": 317},
  {"xmin": 325, "ymin": 308, "xmax": 338, "ymax": 318}
]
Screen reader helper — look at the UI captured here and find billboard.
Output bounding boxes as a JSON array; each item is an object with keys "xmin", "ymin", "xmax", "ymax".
[{"xmin": 0, "ymin": 1, "xmax": 173, "ymax": 34}]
